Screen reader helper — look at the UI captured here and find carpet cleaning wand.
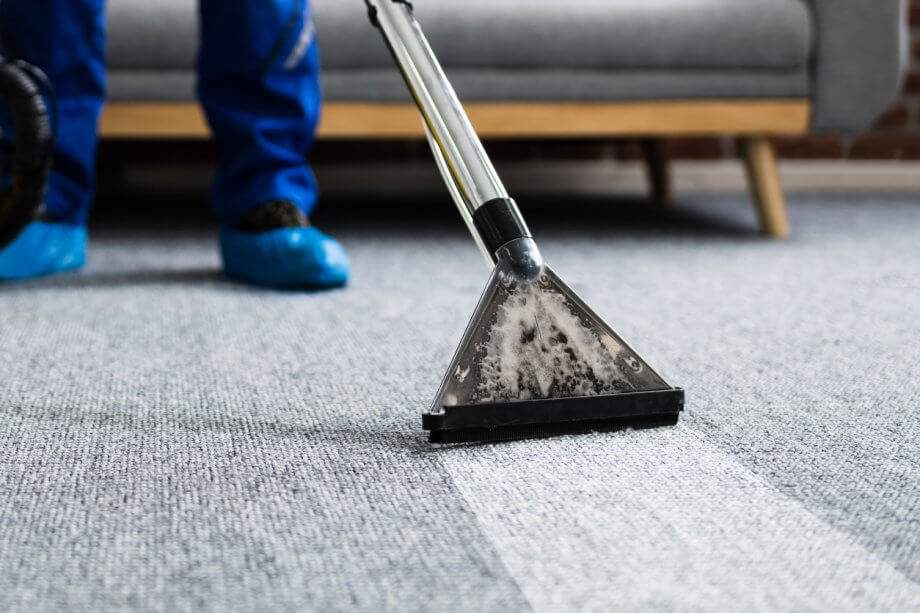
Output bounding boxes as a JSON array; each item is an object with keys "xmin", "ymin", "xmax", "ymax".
[{"xmin": 368, "ymin": 0, "xmax": 685, "ymax": 443}]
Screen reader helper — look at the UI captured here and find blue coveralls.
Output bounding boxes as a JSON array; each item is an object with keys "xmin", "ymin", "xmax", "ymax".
[{"xmin": 0, "ymin": 0, "xmax": 321, "ymax": 226}]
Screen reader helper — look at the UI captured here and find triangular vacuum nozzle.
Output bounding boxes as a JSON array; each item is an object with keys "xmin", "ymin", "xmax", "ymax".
[{"xmin": 424, "ymin": 240, "xmax": 683, "ymax": 444}]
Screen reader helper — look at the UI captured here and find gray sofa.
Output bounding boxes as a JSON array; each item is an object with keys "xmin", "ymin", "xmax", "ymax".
[{"xmin": 103, "ymin": 0, "xmax": 907, "ymax": 235}]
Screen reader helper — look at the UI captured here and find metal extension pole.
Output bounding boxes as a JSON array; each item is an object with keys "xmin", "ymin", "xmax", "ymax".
[
  {"xmin": 423, "ymin": 124, "xmax": 495, "ymax": 266},
  {"xmin": 366, "ymin": 0, "xmax": 509, "ymax": 214}
]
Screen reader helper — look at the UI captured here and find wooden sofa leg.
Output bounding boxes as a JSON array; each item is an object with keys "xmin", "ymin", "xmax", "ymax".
[
  {"xmin": 641, "ymin": 138, "xmax": 672, "ymax": 205},
  {"xmin": 738, "ymin": 136, "xmax": 790, "ymax": 238}
]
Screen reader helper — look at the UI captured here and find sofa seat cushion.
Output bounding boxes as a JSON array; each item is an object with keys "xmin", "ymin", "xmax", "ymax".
[
  {"xmin": 107, "ymin": 0, "xmax": 812, "ymax": 72},
  {"xmin": 107, "ymin": 68, "xmax": 809, "ymax": 103}
]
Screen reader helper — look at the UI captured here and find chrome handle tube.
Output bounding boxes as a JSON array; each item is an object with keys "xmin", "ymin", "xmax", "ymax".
[
  {"xmin": 366, "ymin": 0, "xmax": 509, "ymax": 211},
  {"xmin": 423, "ymin": 124, "xmax": 495, "ymax": 267}
]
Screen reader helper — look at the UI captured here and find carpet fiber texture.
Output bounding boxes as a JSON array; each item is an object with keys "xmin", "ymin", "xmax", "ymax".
[{"xmin": 1, "ymin": 195, "xmax": 918, "ymax": 611}]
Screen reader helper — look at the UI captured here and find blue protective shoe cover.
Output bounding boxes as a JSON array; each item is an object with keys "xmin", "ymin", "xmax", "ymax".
[
  {"xmin": 219, "ymin": 226, "xmax": 350, "ymax": 289},
  {"xmin": 0, "ymin": 221, "xmax": 87, "ymax": 281}
]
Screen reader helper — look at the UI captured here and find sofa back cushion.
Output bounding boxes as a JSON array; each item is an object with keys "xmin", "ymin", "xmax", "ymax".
[{"xmin": 107, "ymin": 0, "xmax": 811, "ymax": 71}]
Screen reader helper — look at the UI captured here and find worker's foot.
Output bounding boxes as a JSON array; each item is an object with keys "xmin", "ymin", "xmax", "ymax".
[
  {"xmin": 219, "ymin": 200, "xmax": 350, "ymax": 289},
  {"xmin": 0, "ymin": 221, "xmax": 87, "ymax": 281}
]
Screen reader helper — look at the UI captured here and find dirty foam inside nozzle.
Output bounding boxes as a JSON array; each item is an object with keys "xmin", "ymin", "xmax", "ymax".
[{"xmin": 471, "ymin": 278, "xmax": 636, "ymax": 403}]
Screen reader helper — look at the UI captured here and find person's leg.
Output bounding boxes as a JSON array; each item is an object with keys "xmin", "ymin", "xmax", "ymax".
[
  {"xmin": 0, "ymin": 0, "xmax": 104, "ymax": 278},
  {"xmin": 198, "ymin": 0, "xmax": 348, "ymax": 289}
]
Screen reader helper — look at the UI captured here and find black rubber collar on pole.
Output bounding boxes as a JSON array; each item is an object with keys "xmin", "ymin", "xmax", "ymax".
[{"xmin": 472, "ymin": 198, "xmax": 532, "ymax": 255}]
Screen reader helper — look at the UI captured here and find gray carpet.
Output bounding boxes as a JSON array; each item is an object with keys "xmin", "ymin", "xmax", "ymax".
[{"xmin": 1, "ymin": 195, "xmax": 918, "ymax": 611}]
